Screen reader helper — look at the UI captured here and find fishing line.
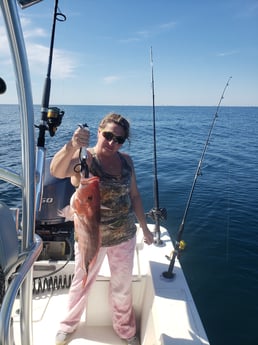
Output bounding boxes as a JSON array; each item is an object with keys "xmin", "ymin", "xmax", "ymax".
[
  {"xmin": 225, "ymin": 165, "xmax": 231, "ymax": 263},
  {"xmin": 163, "ymin": 76, "xmax": 232, "ymax": 279},
  {"xmin": 225, "ymin": 111, "xmax": 233, "ymax": 263},
  {"xmin": 146, "ymin": 47, "xmax": 167, "ymax": 245}
]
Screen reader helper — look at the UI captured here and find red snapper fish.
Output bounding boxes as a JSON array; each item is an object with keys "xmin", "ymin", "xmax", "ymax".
[{"xmin": 70, "ymin": 175, "xmax": 101, "ymax": 286}]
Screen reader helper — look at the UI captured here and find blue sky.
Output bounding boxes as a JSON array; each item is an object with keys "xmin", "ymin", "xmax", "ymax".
[{"xmin": 0, "ymin": 0, "xmax": 257, "ymax": 106}]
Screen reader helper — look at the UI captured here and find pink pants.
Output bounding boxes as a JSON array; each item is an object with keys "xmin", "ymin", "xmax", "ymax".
[{"xmin": 59, "ymin": 236, "xmax": 136, "ymax": 340}]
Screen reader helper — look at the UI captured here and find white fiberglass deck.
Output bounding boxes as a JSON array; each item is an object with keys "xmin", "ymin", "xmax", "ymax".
[{"xmin": 12, "ymin": 226, "xmax": 209, "ymax": 345}]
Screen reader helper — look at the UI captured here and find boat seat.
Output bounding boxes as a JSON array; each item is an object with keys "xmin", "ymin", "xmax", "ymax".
[{"xmin": 0, "ymin": 202, "xmax": 19, "ymax": 291}]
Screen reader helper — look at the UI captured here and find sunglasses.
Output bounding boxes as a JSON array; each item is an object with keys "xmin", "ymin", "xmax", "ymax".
[{"xmin": 102, "ymin": 131, "xmax": 126, "ymax": 144}]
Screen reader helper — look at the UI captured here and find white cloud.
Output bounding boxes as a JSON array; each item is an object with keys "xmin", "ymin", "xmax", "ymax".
[
  {"xmin": 217, "ymin": 50, "xmax": 239, "ymax": 57},
  {"xmin": 26, "ymin": 43, "xmax": 77, "ymax": 79},
  {"xmin": 159, "ymin": 21, "xmax": 177, "ymax": 30},
  {"xmin": 0, "ymin": 14, "xmax": 77, "ymax": 80},
  {"xmin": 136, "ymin": 30, "xmax": 151, "ymax": 39},
  {"xmin": 120, "ymin": 21, "xmax": 177, "ymax": 43},
  {"xmin": 20, "ymin": 15, "xmax": 47, "ymax": 39},
  {"xmin": 103, "ymin": 75, "xmax": 120, "ymax": 84},
  {"xmin": 0, "ymin": 26, "xmax": 10, "ymax": 57}
]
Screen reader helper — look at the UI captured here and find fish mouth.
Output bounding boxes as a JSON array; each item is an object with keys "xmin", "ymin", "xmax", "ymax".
[{"xmin": 80, "ymin": 176, "xmax": 100, "ymax": 184}]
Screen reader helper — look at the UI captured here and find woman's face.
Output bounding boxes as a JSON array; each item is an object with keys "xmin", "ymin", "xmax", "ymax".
[{"xmin": 97, "ymin": 122, "xmax": 125, "ymax": 155}]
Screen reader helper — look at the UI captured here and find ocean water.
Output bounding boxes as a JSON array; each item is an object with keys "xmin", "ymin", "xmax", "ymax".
[{"xmin": 0, "ymin": 104, "xmax": 258, "ymax": 345}]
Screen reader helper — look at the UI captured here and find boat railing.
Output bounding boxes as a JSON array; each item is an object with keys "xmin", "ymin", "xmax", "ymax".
[
  {"xmin": 0, "ymin": 232, "xmax": 42, "ymax": 345},
  {"xmin": 0, "ymin": 0, "xmax": 44, "ymax": 344}
]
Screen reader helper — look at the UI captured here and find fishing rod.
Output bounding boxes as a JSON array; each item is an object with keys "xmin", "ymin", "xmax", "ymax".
[
  {"xmin": 146, "ymin": 47, "xmax": 167, "ymax": 245},
  {"xmin": 35, "ymin": 0, "xmax": 66, "ymax": 212},
  {"xmin": 163, "ymin": 76, "xmax": 232, "ymax": 279},
  {"xmin": 36, "ymin": 0, "xmax": 66, "ymax": 146}
]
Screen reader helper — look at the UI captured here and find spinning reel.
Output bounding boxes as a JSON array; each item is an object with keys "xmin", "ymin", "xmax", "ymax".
[{"xmin": 47, "ymin": 107, "xmax": 64, "ymax": 137}]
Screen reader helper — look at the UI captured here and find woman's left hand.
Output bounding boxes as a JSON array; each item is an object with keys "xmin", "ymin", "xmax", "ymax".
[{"xmin": 143, "ymin": 228, "xmax": 154, "ymax": 245}]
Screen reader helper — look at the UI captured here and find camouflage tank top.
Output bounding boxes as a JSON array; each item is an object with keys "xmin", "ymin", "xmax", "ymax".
[{"xmin": 89, "ymin": 150, "xmax": 137, "ymax": 247}]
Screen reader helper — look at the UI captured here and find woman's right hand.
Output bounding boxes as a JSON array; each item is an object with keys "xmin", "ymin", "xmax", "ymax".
[
  {"xmin": 71, "ymin": 126, "xmax": 90, "ymax": 149},
  {"xmin": 50, "ymin": 126, "xmax": 90, "ymax": 179}
]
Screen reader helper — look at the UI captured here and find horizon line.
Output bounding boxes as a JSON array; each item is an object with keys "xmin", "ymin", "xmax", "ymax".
[{"xmin": 1, "ymin": 103, "xmax": 258, "ymax": 108}]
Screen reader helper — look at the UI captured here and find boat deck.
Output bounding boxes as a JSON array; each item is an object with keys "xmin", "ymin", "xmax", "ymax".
[
  {"xmin": 21, "ymin": 291, "xmax": 127, "ymax": 345},
  {"xmin": 12, "ymin": 226, "xmax": 209, "ymax": 345}
]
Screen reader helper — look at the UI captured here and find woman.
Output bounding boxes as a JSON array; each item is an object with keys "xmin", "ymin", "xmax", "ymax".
[{"xmin": 50, "ymin": 113, "xmax": 153, "ymax": 345}]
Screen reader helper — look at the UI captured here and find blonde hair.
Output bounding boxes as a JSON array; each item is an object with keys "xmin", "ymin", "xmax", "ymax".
[{"xmin": 99, "ymin": 113, "xmax": 130, "ymax": 140}]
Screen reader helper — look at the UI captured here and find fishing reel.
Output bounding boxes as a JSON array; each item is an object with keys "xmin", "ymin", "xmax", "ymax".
[
  {"xmin": 0, "ymin": 77, "xmax": 6, "ymax": 94},
  {"xmin": 47, "ymin": 107, "xmax": 64, "ymax": 137},
  {"xmin": 165, "ymin": 240, "xmax": 186, "ymax": 261},
  {"xmin": 146, "ymin": 207, "xmax": 167, "ymax": 222}
]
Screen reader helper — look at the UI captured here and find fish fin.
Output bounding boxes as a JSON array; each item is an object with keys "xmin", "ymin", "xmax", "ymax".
[{"xmin": 57, "ymin": 205, "xmax": 74, "ymax": 221}]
